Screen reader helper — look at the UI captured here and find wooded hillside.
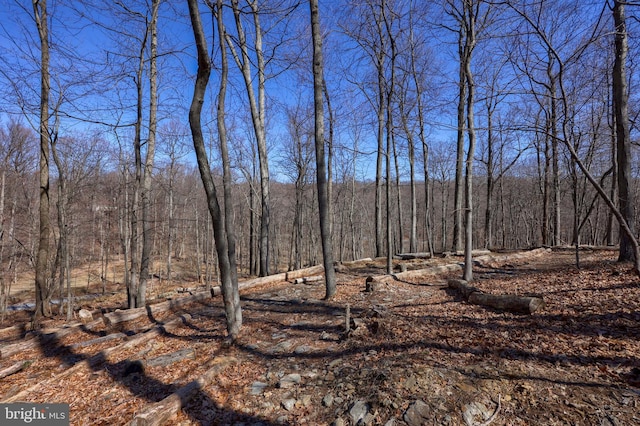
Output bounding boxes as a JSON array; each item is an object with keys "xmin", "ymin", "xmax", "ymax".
[{"xmin": 0, "ymin": 0, "xmax": 639, "ymax": 332}]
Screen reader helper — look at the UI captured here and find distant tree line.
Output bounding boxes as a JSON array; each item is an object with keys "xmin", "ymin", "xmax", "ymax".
[{"xmin": 0, "ymin": 0, "xmax": 638, "ymax": 328}]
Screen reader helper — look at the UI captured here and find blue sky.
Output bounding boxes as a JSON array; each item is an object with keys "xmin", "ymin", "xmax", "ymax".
[{"xmin": 0, "ymin": 0, "xmax": 623, "ymax": 183}]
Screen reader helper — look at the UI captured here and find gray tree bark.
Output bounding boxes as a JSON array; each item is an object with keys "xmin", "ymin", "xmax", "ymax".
[
  {"xmin": 187, "ymin": 0, "xmax": 242, "ymax": 338},
  {"xmin": 33, "ymin": 0, "xmax": 53, "ymax": 326},
  {"xmin": 612, "ymin": 0, "xmax": 636, "ymax": 263},
  {"xmin": 227, "ymin": 0, "xmax": 270, "ymax": 277},
  {"xmin": 310, "ymin": 0, "xmax": 337, "ymax": 299},
  {"xmin": 138, "ymin": 0, "xmax": 159, "ymax": 307}
]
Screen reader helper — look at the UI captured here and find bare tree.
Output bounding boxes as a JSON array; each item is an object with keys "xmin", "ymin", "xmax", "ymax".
[
  {"xmin": 32, "ymin": 0, "xmax": 53, "ymax": 327},
  {"xmin": 310, "ymin": 0, "xmax": 337, "ymax": 298},
  {"xmin": 214, "ymin": 0, "xmax": 239, "ymax": 291},
  {"xmin": 187, "ymin": 0, "xmax": 242, "ymax": 338},
  {"xmin": 137, "ymin": 0, "xmax": 160, "ymax": 307},
  {"xmin": 508, "ymin": 0, "xmax": 640, "ymax": 274},
  {"xmin": 446, "ymin": 0, "xmax": 488, "ymax": 280},
  {"xmin": 612, "ymin": 0, "xmax": 636, "ymax": 263},
  {"xmin": 225, "ymin": 0, "xmax": 271, "ymax": 276}
]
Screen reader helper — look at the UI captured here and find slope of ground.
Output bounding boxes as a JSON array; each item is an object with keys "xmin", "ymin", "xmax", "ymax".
[{"xmin": 0, "ymin": 249, "xmax": 639, "ymax": 425}]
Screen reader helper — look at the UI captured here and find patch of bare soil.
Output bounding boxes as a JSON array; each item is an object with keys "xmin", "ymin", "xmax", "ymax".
[{"xmin": 0, "ymin": 249, "xmax": 639, "ymax": 425}]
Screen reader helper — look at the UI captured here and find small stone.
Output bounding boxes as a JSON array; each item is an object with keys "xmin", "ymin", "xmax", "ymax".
[
  {"xmin": 349, "ymin": 400, "xmax": 369, "ymax": 425},
  {"xmin": 404, "ymin": 374, "xmax": 418, "ymax": 390},
  {"xmin": 251, "ymin": 381, "xmax": 268, "ymax": 395},
  {"xmin": 328, "ymin": 358, "xmax": 342, "ymax": 368},
  {"xmin": 279, "ymin": 373, "xmax": 302, "ymax": 388},
  {"xmin": 463, "ymin": 402, "xmax": 492, "ymax": 426},
  {"xmin": 276, "ymin": 415, "xmax": 288, "ymax": 424},
  {"xmin": 332, "ymin": 419, "xmax": 345, "ymax": 426},
  {"xmin": 281, "ymin": 399, "xmax": 297, "ymax": 411},
  {"xmin": 294, "ymin": 345, "xmax": 312, "ymax": 354},
  {"xmin": 323, "ymin": 394, "xmax": 334, "ymax": 407},
  {"xmin": 384, "ymin": 419, "xmax": 396, "ymax": 426},
  {"xmin": 78, "ymin": 309, "xmax": 93, "ymax": 324},
  {"xmin": 270, "ymin": 340, "xmax": 294, "ymax": 354},
  {"xmin": 300, "ymin": 394, "xmax": 312, "ymax": 406},
  {"xmin": 403, "ymin": 400, "xmax": 430, "ymax": 426},
  {"xmin": 304, "ymin": 371, "xmax": 319, "ymax": 379},
  {"xmin": 363, "ymin": 413, "xmax": 375, "ymax": 425}
]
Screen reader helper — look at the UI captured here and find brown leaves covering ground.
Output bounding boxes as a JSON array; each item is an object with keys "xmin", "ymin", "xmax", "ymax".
[{"xmin": 0, "ymin": 249, "xmax": 639, "ymax": 425}]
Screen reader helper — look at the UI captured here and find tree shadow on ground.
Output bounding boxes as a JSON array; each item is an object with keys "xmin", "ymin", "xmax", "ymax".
[{"xmin": 32, "ymin": 321, "xmax": 290, "ymax": 426}]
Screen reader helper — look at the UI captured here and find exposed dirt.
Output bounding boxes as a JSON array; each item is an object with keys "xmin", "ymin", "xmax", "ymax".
[{"xmin": 0, "ymin": 249, "xmax": 639, "ymax": 425}]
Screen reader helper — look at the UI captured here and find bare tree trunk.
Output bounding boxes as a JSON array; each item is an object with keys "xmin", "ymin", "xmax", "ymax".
[
  {"xmin": 548, "ymin": 62, "xmax": 561, "ymax": 246},
  {"xmin": 138, "ymin": 0, "xmax": 160, "ymax": 307},
  {"xmin": 375, "ymin": 7, "xmax": 386, "ymax": 260},
  {"xmin": 605, "ymin": 110, "xmax": 617, "ymax": 246},
  {"xmin": 612, "ymin": 0, "xmax": 636, "ymax": 263},
  {"xmin": 453, "ymin": 21, "xmax": 466, "ymax": 253},
  {"xmin": 167, "ymin": 177, "xmax": 174, "ymax": 285},
  {"xmin": 50, "ymin": 139, "xmax": 70, "ymax": 318},
  {"xmin": 463, "ymin": 3, "xmax": 477, "ymax": 282},
  {"xmin": 310, "ymin": 0, "xmax": 337, "ymax": 299},
  {"xmin": 393, "ymin": 132, "xmax": 403, "ymax": 255},
  {"xmin": 249, "ymin": 176, "xmax": 258, "ymax": 275},
  {"xmin": 484, "ymin": 102, "xmax": 494, "ymax": 249},
  {"xmin": 119, "ymin": 166, "xmax": 131, "ymax": 296},
  {"xmin": 227, "ymin": 0, "xmax": 270, "ymax": 277},
  {"xmin": 187, "ymin": 0, "xmax": 242, "ymax": 338},
  {"xmin": 382, "ymin": 0, "xmax": 396, "ymax": 275},
  {"xmin": 33, "ymin": 0, "xmax": 52, "ymax": 327},
  {"xmin": 215, "ymin": 0, "xmax": 239, "ymax": 291},
  {"xmin": 399, "ymin": 104, "xmax": 417, "ymax": 254},
  {"xmin": 323, "ymin": 80, "xmax": 334, "ymax": 239},
  {"xmin": 129, "ymin": 22, "xmax": 147, "ymax": 308},
  {"xmin": 375, "ymin": 72, "xmax": 385, "ymax": 259},
  {"xmin": 407, "ymin": 16, "xmax": 434, "ymax": 256}
]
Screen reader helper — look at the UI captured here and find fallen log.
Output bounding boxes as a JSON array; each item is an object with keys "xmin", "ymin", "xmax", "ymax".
[
  {"xmin": 130, "ymin": 356, "xmax": 237, "ymax": 426},
  {"xmin": 395, "ymin": 252, "xmax": 432, "ymax": 260},
  {"xmin": 285, "ymin": 265, "xmax": 324, "ymax": 281},
  {"xmin": 104, "ymin": 293, "xmax": 209, "ymax": 326},
  {"xmin": 69, "ymin": 332, "xmax": 127, "ymax": 350},
  {"xmin": 447, "ymin": 278, "xmax": 480, "ymax": 299},
  {"xmin": 0, "ymin": 360, "xmax": 32, "ymax": 379},
  {"xmin": 1, "ymin": 314, "xmax": 190, "ymax": 403},
  {"xmin": 146, "ymin": 348, "xmax": 196, "ymax": 368},
  {"xmin": 105, "ymin": 265, "xmax": 326, "ymax": 327},
  {"xmin": 453, "ymin": 249, "xmax": 493, "ymax": 257},
  {"xmin": 447, "ymin": 279, "xmax": 545, "ymax": 314},
  {"xmin": 0, "ymin": 318, "xmax": 104, "ymax": 359},
  {"xmin": 339, "ymin": 258, "xmax": 373, "ymax": 265},
  {"xmin": 474, "ymin": 247, "xmax": 550, "ymax": 267},
  {"xmin": 0, "ymin": 325, "xmax": 25, "ymax": 338},
  {"xmin": 293, "ymin": 275, "xmax": 324, "ymax": 284},
  {"xmin": 468, "ymin": 292, "xmax": 545, "ymax": 315},
  {"xmin": 366, "ymin": 263, "xmax": 463, "ymax": 284}
]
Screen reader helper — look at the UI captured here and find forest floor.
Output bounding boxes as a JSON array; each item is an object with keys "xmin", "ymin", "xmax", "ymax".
[{"xmin": 0, "ymin": 248, "xmax": 639, "ymax": 425}]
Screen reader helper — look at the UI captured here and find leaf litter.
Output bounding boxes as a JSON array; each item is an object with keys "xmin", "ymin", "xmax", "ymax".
[{"xmin": 0, "ymin": 249, "xmax": 638, "ymax": 425}]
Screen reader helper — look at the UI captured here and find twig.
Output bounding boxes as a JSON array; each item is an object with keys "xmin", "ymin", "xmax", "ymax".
[{"xmin": 478, "ymin": 394, "xmax": 501, "ymax": 426}]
